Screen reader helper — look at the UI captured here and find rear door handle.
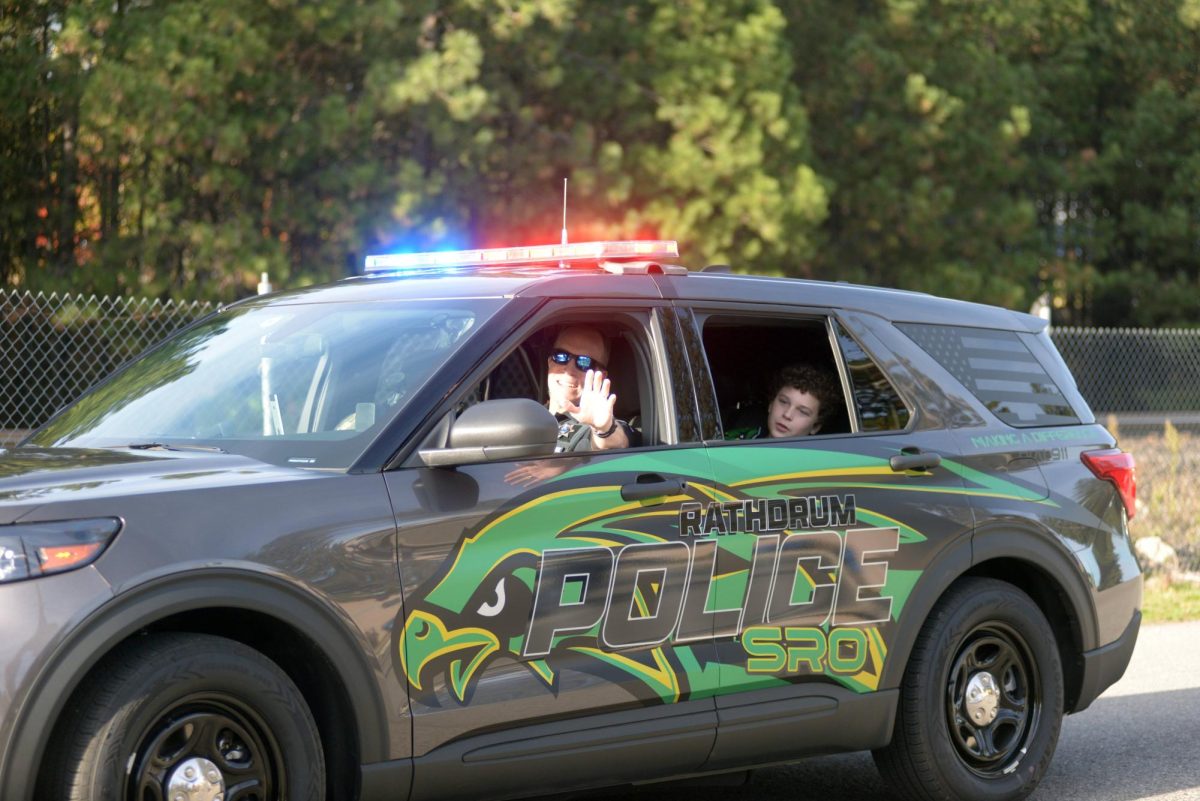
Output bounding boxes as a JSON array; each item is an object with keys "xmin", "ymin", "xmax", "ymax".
[
  {"xmin": 620, "ymin": 473, "xmax": 688, "ymax": 502},
  {"xmin": 889, "ymin": 447, "xmax": 942, "ymax": 472}
]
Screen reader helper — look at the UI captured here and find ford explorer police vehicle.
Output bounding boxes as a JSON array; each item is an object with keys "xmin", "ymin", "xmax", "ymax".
[{"xmin": 0, "ymin": 240, "xmax": 1140, "ymax": 801}]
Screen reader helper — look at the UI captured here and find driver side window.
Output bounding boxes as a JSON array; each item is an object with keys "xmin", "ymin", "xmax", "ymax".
[{"xmin": 457, "ymin": 319, "xmax": 653, "ymax": 452}]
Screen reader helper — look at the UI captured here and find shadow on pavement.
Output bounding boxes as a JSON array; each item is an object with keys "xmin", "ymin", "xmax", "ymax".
[
  {"xmin": 1034, "ymin": 685, "xmax": 1200, "ymax": 801},
  {"xmin": 564, "ymin": 686, "xmax": 1200, "ymax": 801}
]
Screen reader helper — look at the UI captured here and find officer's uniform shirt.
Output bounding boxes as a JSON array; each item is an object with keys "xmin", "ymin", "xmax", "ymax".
[{"xmin": 554, "ymin": 414, "xmax": 636, "ymax": 452}]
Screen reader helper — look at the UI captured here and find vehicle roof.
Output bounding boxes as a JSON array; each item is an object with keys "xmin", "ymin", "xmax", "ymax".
[
  {"xmin": 677, "ymin": 272, "xmax": 1045, "ymax": 331},
  {"xmin": 254, "ymin": 265, "xmax": 1044, "ymax": 333}
]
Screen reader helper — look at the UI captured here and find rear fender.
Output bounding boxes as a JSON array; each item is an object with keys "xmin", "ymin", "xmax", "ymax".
[{"xmin": 881, "ymin": 526, "xmax": 1097, "ymax": 693}]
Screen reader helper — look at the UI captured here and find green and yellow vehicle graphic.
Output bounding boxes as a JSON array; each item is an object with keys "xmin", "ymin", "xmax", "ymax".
[{"xmin": 396, "ymin": 446, "xmax": 1049, "ymax": 707}]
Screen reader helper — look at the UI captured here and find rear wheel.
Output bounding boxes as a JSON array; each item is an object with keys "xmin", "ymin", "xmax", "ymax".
[
  {"xmin": 873, "ymin": 578, "xmax": 1063, "ymax": 801},
  {"xmin": 44, "ymin": 632, "xmax": 324, "ymax": 801}
]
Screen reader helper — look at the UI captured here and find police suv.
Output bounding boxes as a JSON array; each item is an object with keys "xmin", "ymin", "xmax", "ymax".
[{"xmin": 0, "ymin": 241, "xmax": 1141, "ymax": 801}]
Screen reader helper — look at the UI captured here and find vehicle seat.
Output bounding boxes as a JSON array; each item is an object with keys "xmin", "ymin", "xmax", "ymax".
[
  {"xmin": 723, "ymin": 403, "xmax": 765, "ymax": 439},
  {"xmin": 375, "ymin": 328, "xmax": 453, "ymax": 410},
  {"xmin": 485, "ymin": 345, "xmax": 541, "ymax": 402}
]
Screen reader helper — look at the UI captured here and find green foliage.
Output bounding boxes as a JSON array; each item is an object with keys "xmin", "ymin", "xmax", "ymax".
[
  {"xmin": 1142, "ymin": 582, "xmax": 1200, "ymax": 623},
  {"xmin": 785, "ymin": 0, "xmax": 1066, "ymax": 305},
  {"xmin": 3, "ymin": 0, "xmax": 1200, "ymax": 321}
]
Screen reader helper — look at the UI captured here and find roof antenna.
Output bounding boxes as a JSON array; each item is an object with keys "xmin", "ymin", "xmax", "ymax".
[
  {"xmin": 561, "ymin": 178, "xmax": 569, "ymax": 246},
  {"xmin": 556, "ymin": 178, "xmax": 570, "ymax": 269}
]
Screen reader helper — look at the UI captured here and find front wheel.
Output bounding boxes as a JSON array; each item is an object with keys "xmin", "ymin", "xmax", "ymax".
[
  {"xmin": 43, "ymin": 632, "xmax": 324, "ymax": 801},
  {"xmin": 873, "ymin": 578, "xmax": 1064, "ymax": 801}
]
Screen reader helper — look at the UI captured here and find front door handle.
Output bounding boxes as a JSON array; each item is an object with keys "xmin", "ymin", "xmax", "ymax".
[
  {"xmin": 889, "ymin": 447, "xmax": 942, "ymax": 472},
  {"xmin": 620, "ymin": 473, "xmax": 688, "ymax": 502}
]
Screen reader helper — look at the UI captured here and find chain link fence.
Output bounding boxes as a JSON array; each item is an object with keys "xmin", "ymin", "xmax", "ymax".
[
  {"xmin": 1052, "ymin": 327, "xmax": 1200, "ymax": 573},
  {"xmin": 1, "ymin": 289, "xmax": 214, "ymax": 447},
  {"xmin": 1051, "ymin": 327, "xmax": 1200, "ymax": 426}
]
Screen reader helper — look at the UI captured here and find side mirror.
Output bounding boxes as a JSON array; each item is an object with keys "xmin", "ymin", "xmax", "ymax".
[{"xmin": 418, "ymin": 398, "xmax": 558, "ymax": 468}]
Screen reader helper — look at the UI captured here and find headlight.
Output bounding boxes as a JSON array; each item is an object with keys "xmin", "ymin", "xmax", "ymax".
[{"xmin": 0, "ymin": 517, "xmax": 123, "ymax": 584}]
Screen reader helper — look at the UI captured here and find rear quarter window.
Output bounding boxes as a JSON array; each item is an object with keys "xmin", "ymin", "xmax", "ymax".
[
  {"xmin": 834, "ymin": 321, "xmax": 912, "ymax": 432},
  {"xmin": 896, "ymin": 323, "xmax": 1080, "ymax": 427}
]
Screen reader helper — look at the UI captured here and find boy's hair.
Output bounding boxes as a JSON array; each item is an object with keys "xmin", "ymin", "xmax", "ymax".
[{"xmin": 767, "ymin": 364, "xmax": 841, "ymax": 425}]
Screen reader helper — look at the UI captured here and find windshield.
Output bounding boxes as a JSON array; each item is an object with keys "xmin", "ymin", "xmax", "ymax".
[{"xmin": 28, "ymin": 298, "xmax": 502, "ymax": 469}]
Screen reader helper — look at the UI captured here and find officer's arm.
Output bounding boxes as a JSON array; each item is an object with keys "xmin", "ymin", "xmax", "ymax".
[{"xmin": 591, "ymin": 421, "xmax": 630, "ymax": 450}]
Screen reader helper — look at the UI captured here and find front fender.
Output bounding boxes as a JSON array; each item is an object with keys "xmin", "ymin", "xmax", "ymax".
[{"xmin": 1, "ymin": 569, "xmax": 392, "ymax": 801}]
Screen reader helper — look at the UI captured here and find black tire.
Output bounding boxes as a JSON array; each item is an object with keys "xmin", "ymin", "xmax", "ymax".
[
  {"xmin": 872, "ymin": 578, "xmax": 1063, "ymax": 801},
  {"xmin": 43, "ymin": 632, "xmax": 324, "ymax": 801}
]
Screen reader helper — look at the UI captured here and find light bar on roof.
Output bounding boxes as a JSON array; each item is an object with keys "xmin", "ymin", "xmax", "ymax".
[{"xmin": 364, "ymin": 240, "xmax": 679, "ymax": 273}]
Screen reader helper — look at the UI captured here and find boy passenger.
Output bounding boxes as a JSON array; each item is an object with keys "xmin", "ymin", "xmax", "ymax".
[{"xmin": 726, "ymin": 364, "xmax": 839, "ymax": 440}]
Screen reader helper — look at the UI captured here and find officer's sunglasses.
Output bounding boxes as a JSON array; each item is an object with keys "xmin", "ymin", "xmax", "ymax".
[{"xmin": 550, "ymin": 348, "xmax": 606, "ymax": 372}]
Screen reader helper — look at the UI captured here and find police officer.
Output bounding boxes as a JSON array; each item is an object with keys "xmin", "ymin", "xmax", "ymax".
[{"xmin": 546, "ymin": 326, "xmax": 634, "ymax": 452}]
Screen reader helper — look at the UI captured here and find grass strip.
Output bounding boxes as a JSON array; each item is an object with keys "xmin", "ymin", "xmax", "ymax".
[{"xmin": 1141, "ymin": 580, "xmax": 1200, "ymax": 623}]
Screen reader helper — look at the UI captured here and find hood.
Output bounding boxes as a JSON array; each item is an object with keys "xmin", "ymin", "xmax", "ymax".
[{"xmin": 0, "ymin": 446, "xmax": 320, "ymax": 521}]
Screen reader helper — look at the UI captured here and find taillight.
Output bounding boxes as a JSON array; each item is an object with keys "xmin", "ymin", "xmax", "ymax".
[{"xmin": 1082, "ymin": 449, "xmax": 1137, "ymax": 520}]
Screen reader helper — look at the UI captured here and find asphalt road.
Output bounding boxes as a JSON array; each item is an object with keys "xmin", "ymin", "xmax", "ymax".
[{"xmin": 596, "ymin": 620, "xmax": 1200, "ymax": 801}]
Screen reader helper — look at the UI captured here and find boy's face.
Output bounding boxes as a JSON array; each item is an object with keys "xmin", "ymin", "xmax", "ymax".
[{"xmin": 767, "ymin": 386, "xmax": 822, "ymax": 438}]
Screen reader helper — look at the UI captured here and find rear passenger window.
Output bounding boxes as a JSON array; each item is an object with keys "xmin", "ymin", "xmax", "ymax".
[
  {"xmin": 700, "ymin": 316, "xmax": 848, "ymax": 438},
  {"xmin": 834, "ymin": 322, "xmax": 912, "ymax": 432},
  {"xmin": 896, "ymin": 323, "xmax": 1079, "ymax": 427}
]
